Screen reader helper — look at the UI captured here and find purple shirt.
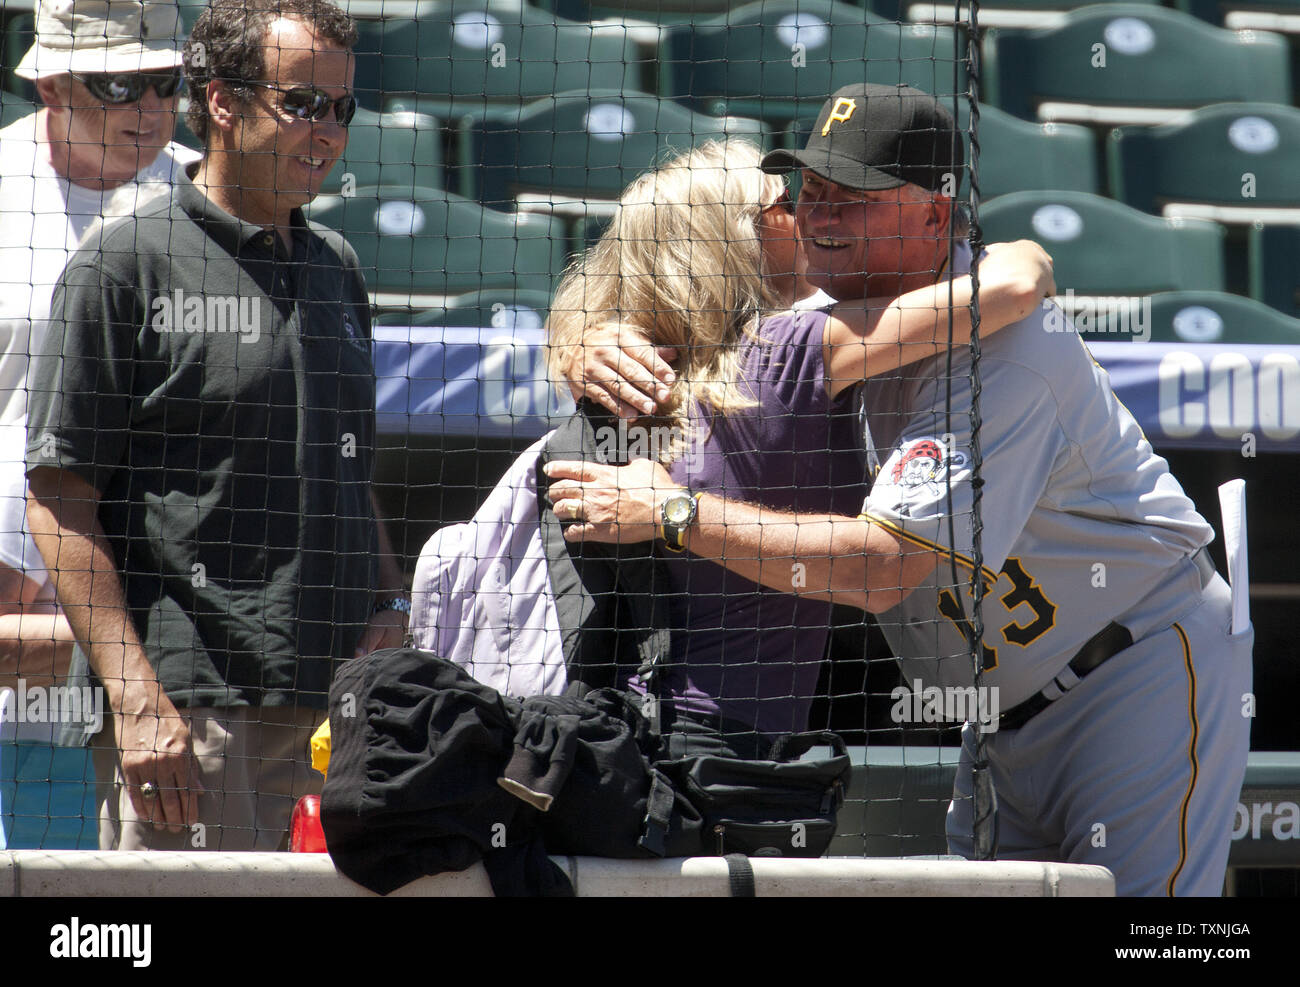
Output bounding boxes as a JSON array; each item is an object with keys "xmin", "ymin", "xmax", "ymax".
[{"xmin": 642, "ymin": 309, "xmax": 865, "ymax": 736}]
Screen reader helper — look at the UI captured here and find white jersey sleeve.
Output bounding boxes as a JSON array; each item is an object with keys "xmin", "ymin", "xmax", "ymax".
[
  {"xmin": 860, "ymin": 303, "xmax": 1214, "ymax": 706},
  {"xmin": 861, "ymin": 352, "xmax": 1065, "ymax": 581}
]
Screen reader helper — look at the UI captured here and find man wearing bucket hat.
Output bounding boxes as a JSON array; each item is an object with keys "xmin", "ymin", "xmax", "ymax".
[
  {"xmin": 0, "ymin": 0, "xmax": 196, "ymax": 849},
  {"xmin": 547, "ymin": 83, "xmax": 1252, "ymax": 896},
  {"xmin": 8, "ymin": 0, "xmax": 193, "ymax": 191},
  {"xmin": 1, "ymin": 1, "xmax": 196, "ymax": 403}
]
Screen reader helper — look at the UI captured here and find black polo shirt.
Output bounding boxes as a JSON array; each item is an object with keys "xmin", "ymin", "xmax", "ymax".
[{"xmin": 25, "ymin": 176, "xmax": 378, "ymax": 709}]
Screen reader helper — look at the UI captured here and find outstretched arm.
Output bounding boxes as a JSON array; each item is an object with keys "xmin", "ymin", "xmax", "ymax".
[
  {"xmin": 550, "ymin": 240, "xmax": 1054, "ymax": 412},
  {"xmin": 822, "ymin": 240, "xmax": 1056, "ymax": 398},
  {"xmin": 544, "ymin": 459, "xmax": 937, "ymax": 613}
]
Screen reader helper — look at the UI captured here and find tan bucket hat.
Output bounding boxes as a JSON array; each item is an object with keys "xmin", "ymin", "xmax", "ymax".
[{"xmin": 15, "ymin": 0, "xmax": 186, "ymax": 80}]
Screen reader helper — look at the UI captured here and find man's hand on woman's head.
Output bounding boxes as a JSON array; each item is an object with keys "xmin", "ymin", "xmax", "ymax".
[{"xmin": 556, "ymin": 322, "xmax": 678, "ymax": 419}]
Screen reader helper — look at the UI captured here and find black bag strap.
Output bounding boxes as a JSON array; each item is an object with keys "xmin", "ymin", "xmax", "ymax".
[
  {"xmin": 638, "ymin": 768, "xmax": 677, "ymax": 857},
  {"xmin": 725, "ymin": 853, "xmax": 756, "ymax": 897},
  {"xmin": 766, "ymin": 730, "xmax": 848, "ymax": 762},
  {"xmin": 614, "ymin": 539, "xmax": 673, "ymax": 736}
]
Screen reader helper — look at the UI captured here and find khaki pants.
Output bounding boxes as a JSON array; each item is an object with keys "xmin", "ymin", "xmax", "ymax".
[{"xmin": 93, "ymin": 706, "xmax": 324, "ymax": 851}]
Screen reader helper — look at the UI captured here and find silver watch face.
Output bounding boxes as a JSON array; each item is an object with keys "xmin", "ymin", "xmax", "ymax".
[{"xmin": 664, "ymin": 492, "xmax": 694, "ymax": 525}]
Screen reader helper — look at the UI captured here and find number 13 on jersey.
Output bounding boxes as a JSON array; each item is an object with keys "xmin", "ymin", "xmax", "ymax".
[{"xmin": 937, "ymin": 557, "xmax": 1058, "ymax": 671}]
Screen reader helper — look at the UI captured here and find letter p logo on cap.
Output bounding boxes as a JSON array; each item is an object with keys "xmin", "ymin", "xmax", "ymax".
[{"xmin": 822, "ymin": 97, "xmax": 857, "ymax": 136}]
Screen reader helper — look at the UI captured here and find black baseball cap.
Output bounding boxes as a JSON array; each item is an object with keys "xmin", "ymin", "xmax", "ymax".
[{"xmin": 761, "ymin": 84, "xmax": 963, "ymax": 194}]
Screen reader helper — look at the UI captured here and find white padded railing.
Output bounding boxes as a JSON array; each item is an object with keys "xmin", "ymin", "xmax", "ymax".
[{"xmin": 1, "ymin": 851, "xmax": 1114, "ymax": 897}]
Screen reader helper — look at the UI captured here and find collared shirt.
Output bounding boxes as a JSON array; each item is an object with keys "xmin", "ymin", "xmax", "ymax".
[{"xmin": 24, "ymin": 173, "xmax": 377, "ymax": 709}]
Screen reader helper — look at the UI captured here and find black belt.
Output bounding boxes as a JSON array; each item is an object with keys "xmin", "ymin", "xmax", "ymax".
[{"xmin": 998, "ymin": 547, "xmax": 1217, "ymax": 732}]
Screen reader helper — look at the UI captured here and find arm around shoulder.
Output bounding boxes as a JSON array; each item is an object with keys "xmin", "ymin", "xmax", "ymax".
[
  {"xmin": 822, "ymin": 240, "xmax": 1056, "ymax": 398},
  {"xmin": 544, "ymin": 458, "xmax": 939, "ymax": 613}
]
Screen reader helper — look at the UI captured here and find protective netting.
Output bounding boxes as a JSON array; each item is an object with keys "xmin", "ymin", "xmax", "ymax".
[{"xmin": 0, "ymin": 0, "xmax": 1293, "ymax": 898}]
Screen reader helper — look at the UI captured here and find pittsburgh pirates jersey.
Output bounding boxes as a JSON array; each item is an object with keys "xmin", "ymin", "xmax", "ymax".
[{"xmin": 859, "ymin": 261, "xmax": 1213, "ymax": 710}]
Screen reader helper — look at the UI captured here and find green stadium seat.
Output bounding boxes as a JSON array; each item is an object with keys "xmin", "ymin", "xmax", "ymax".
[
  {"xmin": 1249, "ymin": 225, "xmax": 1300, "ymax": 319},
  {"xmin": 984, "ymin": 5, "xmax": 1291, "ymax": 125},
  {"xmin": 980, "ymin": 191, "xmax": 1226, "ymax": 296},
  {"xmin": 963, "ymin": 105, "xmax": 1099, "ymax": 198},
  {"xmin": 910, "ymin": 0, "xmax": 1160, "ymax": 31},
  {"xmin": 0, "ymin": 87, "xmax": 32, "ymax": 128},
  {"xmin": 1, "ymin": 7, "xmax": 35, "ymax": 102},
  {"xmin": 351, "ymin": 3, "xmax": 641, "ymax": 119},
  {"xmin": 550, "ymin": 0, "xmax": 734, "ymax": 24},
  {"xmin": 579, "ymin": 213, "xmax": 610, "ymax": 250},
  {"xmin": 657, "ymin": 0, "xmax": 964, "ymax": 141},
  {"xmin": 176, "ymin": 0, "xmax": 207, "ymax": 31},
  {"xmin": 375, "ymin": 288, "xmax": 553, "ymax": 328},
  {"xmin": 463, "ymin": 89, "xmax": 764, "ymax": 213},
  {"xmin": 304, "ymin": 185, "xmax": 568, "ymax": 311},
  {"xmin": 1086, "ymin": 290, "xmax": 1300, "ymax": 343},
  {"xmin": 530, "ymin": 2, "xmax": 678, "ymax": 66},
  {"xmin": 338, "ymin": 0, "xmax": 506, "ymax": 19},
  {"xmin": 1108, "ymin": 102, "xmax": 1300, "ymax": 225},
  {"xmin": 550, "ymin": 0, "xmax": 904, "ymax": 24},
  {"xmin": 320, "ymin": 108, "xmax": 445, "ymax": 196},
  {"xmin": 855, "ymin": 0, "xmax": 908, "ymax": 19},
  {"xmin": 1178, "ymin": 0, "xmax": 1300, "ymax": 35}
]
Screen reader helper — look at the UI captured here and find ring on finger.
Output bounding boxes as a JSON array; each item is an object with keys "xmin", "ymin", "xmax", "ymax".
[{"xmin": 140, "ymin": 781, "xmax": 159, "ymax": 800}]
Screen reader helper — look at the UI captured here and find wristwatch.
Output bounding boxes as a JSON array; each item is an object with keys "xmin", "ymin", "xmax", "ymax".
[
  {"xmin": 659, "ymin": 489, "xmax": 701, "ymax": 553},
  {"xmin": 373, "ymin": 596, "xmax": 412, "ymax": 617}
]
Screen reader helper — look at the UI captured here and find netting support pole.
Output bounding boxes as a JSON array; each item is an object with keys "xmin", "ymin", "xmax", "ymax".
[{"xmin": 962, "ymin": 0, "xmax": 999, "ymax": 862}]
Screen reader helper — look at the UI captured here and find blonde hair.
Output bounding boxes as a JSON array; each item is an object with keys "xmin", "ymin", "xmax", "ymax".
[{"xmin": 546, "ymin": 139, "xmax": 787, "ymax": 463}]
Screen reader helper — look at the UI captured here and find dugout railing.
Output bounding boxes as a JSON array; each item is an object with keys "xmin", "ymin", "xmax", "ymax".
[{"xmin": 0, "ymin": 850, "xmax": 1115, "ymax": 896}]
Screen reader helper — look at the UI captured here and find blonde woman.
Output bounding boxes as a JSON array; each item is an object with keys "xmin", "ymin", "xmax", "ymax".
[{"xmin": 543, "ymin": 140, "xmax": 1053, "ymax": 753}]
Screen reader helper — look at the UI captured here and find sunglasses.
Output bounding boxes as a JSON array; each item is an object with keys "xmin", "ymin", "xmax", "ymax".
[
  {"xmin": 72, "ymin": 69, "xmax": 183, "ymax": 104},
  {"xmin": 761, "ymin": 189, "xmax": 795, "ymax": 215},
  {"xmin": 246, "ymin": 82, "xmax": 357, "ymax": 128}
]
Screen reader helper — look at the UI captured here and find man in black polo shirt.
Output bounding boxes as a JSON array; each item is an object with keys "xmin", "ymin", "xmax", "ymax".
[{"xmin": 24, "ymin": 0, "xmax": 406, "ymax": 850}]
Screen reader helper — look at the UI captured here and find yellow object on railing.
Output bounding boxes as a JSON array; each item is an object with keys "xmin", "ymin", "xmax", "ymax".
[{"xmin": 310, "ymin": 719, "xmax": 331, "ymax": 779}]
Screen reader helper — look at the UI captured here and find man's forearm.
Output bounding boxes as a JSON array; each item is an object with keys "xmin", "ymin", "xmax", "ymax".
[
  {"xmin": 546, "ymin": 459, "xmax": 939, "ymax": 610},
  {"xmin": 371, "ymin": 490, "xmax": 405, "ymax": 597},
  {"xmin": 824, "ymin": 273, "xmax": 1045, "ymax": 397},
  {"xmin": 681, "ymin": 494, "xmax": 928, "ymax": 613},
  {"xmin": 349, "ymin": 491, "xmax": 411, "ymax": 659}
]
